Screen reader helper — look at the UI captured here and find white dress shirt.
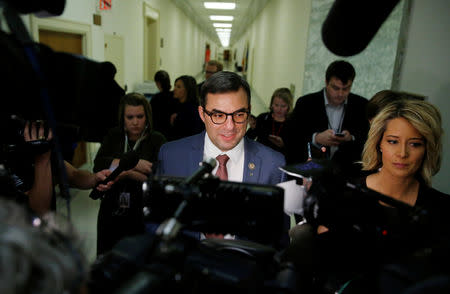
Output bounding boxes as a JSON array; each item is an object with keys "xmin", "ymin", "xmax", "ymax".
[
  {"xmin": 312, "ymin": 89, "xmax": 347, "ymax": 158},
  {"xmin": 203, "ymin": 133, "xmax": 245, "ymax": 182}
]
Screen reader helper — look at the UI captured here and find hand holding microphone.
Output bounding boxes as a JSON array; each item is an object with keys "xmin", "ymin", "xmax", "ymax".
[{"xmin": 89, "ymin": 150, "xmax": 140, "ymax": 200}]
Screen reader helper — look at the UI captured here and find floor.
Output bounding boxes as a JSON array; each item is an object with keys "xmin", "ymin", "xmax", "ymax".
[{"xmin": 56, "ymin": 143, "xmax": 101, "ymax": 264}]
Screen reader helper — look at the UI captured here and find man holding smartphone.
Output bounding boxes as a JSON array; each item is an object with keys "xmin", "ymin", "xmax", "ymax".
[{"xmin": 285, "ymin": 60, "xmax": 369, "ymax": 176}]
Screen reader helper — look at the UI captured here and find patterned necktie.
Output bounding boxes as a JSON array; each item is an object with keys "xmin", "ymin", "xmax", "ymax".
[{"xmin": 215, "ymin": 154, "xmax": 229, "ymax": 181}]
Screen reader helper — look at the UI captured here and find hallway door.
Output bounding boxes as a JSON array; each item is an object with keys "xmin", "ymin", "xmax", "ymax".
[
  {"xmin": 143, "ymin": 3, "xmax": 160, "ymax": 81},
  {"xmin": 104, "ymin": 33, "xmax": 125, "ymax": 89}
]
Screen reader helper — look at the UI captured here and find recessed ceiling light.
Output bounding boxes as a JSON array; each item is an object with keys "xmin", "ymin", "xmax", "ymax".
[
  {"xmin": 216, "ymin": 28, "xmax": 232, "ymax": 32},
  {"xmin": 210, "ymin": 15, "xmax": 234, "ymax": 21},
  {"xmin": 213, "ymin": 23, "xmax": 232, "ymax": 28},
  {"xmin": 204, "ymin": 2, "xmax": 236, "ymax": 10}
]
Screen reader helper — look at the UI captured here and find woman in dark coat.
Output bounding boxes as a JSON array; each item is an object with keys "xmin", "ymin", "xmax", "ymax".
[
  {"xmin": 93, "ymin": 92, "xmax": 166, "ymax": 256},
  {"xmin": 169, "ymin": 75, "xmax": 204, "ymax": 140}
]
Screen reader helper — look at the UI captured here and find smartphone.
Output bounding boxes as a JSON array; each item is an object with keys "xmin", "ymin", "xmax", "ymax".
[{"xmin": 335, "ymin": 132, "xmax": 345, "ymax": 137}]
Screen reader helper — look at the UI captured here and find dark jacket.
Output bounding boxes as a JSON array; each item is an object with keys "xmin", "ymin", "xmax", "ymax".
[
  {"xmin": 93, "ymin": 126, "xmax": 166, "ymax": 255},
  {"xmin": 285, "ymin": 89, "xmax": 369, "ymax": 176}
]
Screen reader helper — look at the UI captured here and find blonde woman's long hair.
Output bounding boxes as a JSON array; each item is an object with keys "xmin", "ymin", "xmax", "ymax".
[{"xmin": 362, "ymin": 99, "xmax": 442, "ymax": 186}]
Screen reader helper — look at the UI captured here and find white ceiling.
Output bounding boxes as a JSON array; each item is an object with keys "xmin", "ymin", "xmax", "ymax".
[{"xmin": 171, "ymin": 0, "xmax": 271, "ymax": 47}]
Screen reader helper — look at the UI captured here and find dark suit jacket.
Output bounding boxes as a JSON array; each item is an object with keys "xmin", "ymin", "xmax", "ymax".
[
  {"xmin": 155, "ymin": 131, "xmax": 289, "ymax": 248},
  {"xmin": 285, "ymin": 89, "xmax": 369, "ymax": 176},
  {"xmin": 157, "ymin": 131, "xmax": 286, "ymax": 185}
]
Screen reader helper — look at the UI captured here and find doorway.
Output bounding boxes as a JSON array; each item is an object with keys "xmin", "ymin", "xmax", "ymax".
[
  {"xmin": 143, "ymin": 3, "xmax": 160, "ymax": 81},
  {"xmin": 104, "ymin": 33, "xmax": 125, "ymax": 88}
]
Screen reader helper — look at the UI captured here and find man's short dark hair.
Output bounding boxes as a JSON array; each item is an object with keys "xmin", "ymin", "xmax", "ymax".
[
  {"xmin": 154, "ymin": 70, "xmax": 171, "ymax": 92},
  {"xmin": 200, "ymin": 71, "xmax": 251, "ymax": 108},
  {"xmin": 207, "ymin": 60, "xmax": 223, "ymax": 72},
  {"xmin": 325, "ymin": 60, "xmax": 356, "ymax": 84}
]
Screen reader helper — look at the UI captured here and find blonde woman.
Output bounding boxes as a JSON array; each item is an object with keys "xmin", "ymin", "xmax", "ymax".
[{"xmin": 246, "ymin": 87, "xmax": 293, "ymax": 155}]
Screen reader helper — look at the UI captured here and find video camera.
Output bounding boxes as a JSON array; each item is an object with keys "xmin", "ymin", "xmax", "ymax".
[
  {"xmin": 288, "ymin": 159, "xmax": 429, "ymax": 242},
  {"xmin": 0, "ymin": 0, "xmax": 124, "ymax": 203},
  {"xmin": 89, "ymin": 160, "xmax": 307, "ymax": 294},
  {"xmin": 285, "ymin": 159, "xmax": 450, "ymax": 293}
]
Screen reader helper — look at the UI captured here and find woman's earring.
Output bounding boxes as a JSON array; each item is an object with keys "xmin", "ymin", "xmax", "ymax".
[{"xmin": 380, "ymin": 148, "xmax": 383, "ymax": 153}]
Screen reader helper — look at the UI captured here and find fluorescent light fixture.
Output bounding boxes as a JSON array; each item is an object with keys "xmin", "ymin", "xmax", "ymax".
[
  {"xmin": 209, "ymin": 15, "xmax": 234, "ymax": 21},
  {"xmin": 213, "ymin": 23, "xmax": 232, "ymax": 28},
  {"xmin": 216, "ymin": 28, "xmax": 232, "ymax": 32},
  {"xmin": 217, "ymin": 31, "xmax": 231, "ymax": 36},
  {"xmin": 204, "ymin": 2, "xmax": 236, "ymax": 10}
]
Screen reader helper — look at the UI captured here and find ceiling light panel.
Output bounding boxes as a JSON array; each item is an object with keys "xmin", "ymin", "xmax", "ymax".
[
  {"xmin": 204, "ymin": 2, "xmax": 236, "ymax": 10},
  {"xmin": 216, "ymin": 28, "xmax": 232, "ymax": 32},
  {"xmin": 209, "ymin": 15, "xmax": 234, "ymax": 21},
  {"xmin": 213, "ymin": 23, "xmax": 232, "ymax": 28}
]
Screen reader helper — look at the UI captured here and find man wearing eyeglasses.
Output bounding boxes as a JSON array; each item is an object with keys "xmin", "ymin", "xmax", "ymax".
[
  {"xmin": 157, "ymin": 71, "xmax": 285, "ymax": 185},
  {"xmin": 155, "ymin": 71, "xmax": 287, "ymax": 247},
  {"xmin": 197, "ymin": 60, "xmax": 223, "ymax": 94}
]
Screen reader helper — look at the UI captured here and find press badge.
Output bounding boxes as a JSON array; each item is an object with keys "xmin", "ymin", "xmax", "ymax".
[{"xmin": 119, "ymin": 192, "xmax": 130, "ymax": 208}]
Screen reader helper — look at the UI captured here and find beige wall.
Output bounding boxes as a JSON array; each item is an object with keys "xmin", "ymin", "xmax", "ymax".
[
  {"xmin": 398, "ymin": 0, "xmax": 450, "ymax": 193},
  {"xmin": 232, "ymin": 0, "xmax": 311, "ymax": 115}
]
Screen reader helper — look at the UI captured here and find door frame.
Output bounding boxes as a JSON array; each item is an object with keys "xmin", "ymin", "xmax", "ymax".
[
  {"xmin": 29, "ymin": 16, "xmax": 92, "ymax": 57},
  {"xmin": 143, "ymin": 3, "xmax": 160, "ymax": 81}
]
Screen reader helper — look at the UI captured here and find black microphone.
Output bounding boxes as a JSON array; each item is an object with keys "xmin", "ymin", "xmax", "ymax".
[
  {"xmin": 184, "ymin": 158, "xmax": 217, "ymax": 185},
  {"xmin": 89, "ymin": 150, "xmax": 140, "ymax": 200},
  {"xmin": 5, "ymin": 0, "xmax": 66, "ymax": 15},
  {"xmin": 321, "ymin": 0, "xmax": 401, "ymax": 56}
]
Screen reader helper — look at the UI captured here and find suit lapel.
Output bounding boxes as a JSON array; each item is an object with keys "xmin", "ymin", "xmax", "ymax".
[
  {"xmin": 188, "ymin": 132, "xmax": 206, "ymax": 175},
  {"xmin": 243, "ymin": 137, "xmax": 262, "ymax": 183}
]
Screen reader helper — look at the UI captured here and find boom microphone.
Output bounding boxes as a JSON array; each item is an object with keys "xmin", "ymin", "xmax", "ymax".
[
  {"xmin": 321, "ymin": 0, "xmax": 401, "ymax": 56},
  {"xmin": 184, "ymin": 158, "xmax": 216, "ymax": 185},
  {"xmin": 89, "ymin": 150, "xmax": 140, "ymax": 200},
  {"xmin": 3, "ymin": 0, "xmax": 66, "ymax": 15}
]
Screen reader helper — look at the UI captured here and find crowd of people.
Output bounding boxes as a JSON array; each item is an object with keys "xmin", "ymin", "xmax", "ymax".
[{"xmin": 1, "ymin": 59, "xmax": 449, "ymax": 293}]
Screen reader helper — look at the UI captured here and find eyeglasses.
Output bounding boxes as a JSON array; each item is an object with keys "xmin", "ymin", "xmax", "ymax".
[{"xmin": 202, "ymin": 107, "xmax": 250, "ymax": 124}]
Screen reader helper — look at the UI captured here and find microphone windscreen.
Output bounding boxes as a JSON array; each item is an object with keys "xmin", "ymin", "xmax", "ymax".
[
  {"xmin": 10, "ymin": 0, "xmax": 66, "ymax": 15},
  {"xmin": 321, "ymin": 0, "xmax": 400, "ymax": 56},
  {"xmin": 204, "ymin": 157, "xmax": 217, "ymax": 171}
]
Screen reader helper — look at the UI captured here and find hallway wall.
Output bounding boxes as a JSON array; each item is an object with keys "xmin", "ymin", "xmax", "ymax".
[
  {"xmin": 302, "ymin": 0, "xmax": 405, "ymax": 100},
  {"xmin": 26, "ymin": 0, "xmax": 219, "ymax": 92},
  {"xmin": 232, "ymin": 0, "xmax": 449, "ymax": 193},
  {"xmin": 232, "ymin": 0, "xmax": 311, "ymax": 112},
  {"xmin": 398, "ymin": 0, "xmax": 450, "ymax": 193}
]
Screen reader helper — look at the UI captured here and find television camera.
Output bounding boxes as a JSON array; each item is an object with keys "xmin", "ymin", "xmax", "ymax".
[
  {"xmin": 285, "ymin": 159, "xmax": 450, "ymax": 293},
  {"xmin": 0, "ymin": 0, "xmax": 124, "ymax": 205},
  {"xmin": 89, "ymin": 160, "xmax": 308, "ymax": 294}
]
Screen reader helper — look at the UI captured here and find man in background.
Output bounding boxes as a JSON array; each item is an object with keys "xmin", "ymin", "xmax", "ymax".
[
  {"xmin": 285, "ymin": 60, "xmax": 369, "ymax": 176},
  {"xmin": 197, "ymin": 60, "xmax": 223, "ymax": 93}
]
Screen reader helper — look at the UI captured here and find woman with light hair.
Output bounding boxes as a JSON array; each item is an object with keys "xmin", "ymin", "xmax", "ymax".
[
  {"xmin": 246, "ymin": 87, "xmax": 293, "ymax": 155},
  {"xmin": 362, "ymin": 99, "xmax": 443, "ymax": 189}
]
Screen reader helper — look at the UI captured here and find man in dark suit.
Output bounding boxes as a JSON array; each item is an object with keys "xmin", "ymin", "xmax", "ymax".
[
  {"xmin": 156, "ymin": 71, "xmax": 287, "ymax": 246},
  {"xmin": 159, "ymin": 71, "xmax": 285, "ymax": 185},
  {"xmin": 285, "ymin": 60, "xmax": 369, "ymax": 176},
  {"xmin": 197, "ymin": 60, "xmax": 223, "ymax": 94}
]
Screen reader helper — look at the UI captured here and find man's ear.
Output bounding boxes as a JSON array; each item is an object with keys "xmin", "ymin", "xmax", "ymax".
[{"xmin": 198, "ymin": 106, "xmax": 206, "ymax": 123}]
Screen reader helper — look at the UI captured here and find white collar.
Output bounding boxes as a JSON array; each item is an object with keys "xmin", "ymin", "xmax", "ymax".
[{"xmin": 204, "ymin": 132, "xmax": 245, "ymax": 164}]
